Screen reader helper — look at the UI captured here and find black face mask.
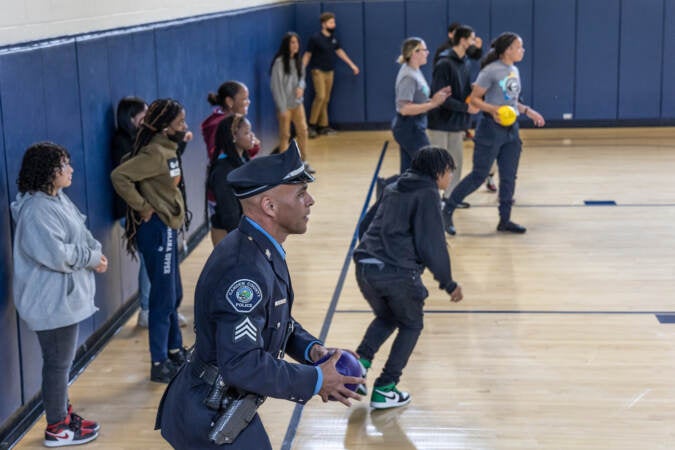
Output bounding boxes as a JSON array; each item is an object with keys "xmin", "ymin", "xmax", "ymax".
[
  {"xmin": 326, "ymin": 26, "xmax": 336, "ymax": 34},
  {"xmin": 167, "ymin": 130, "xmax": 186, "ymax": 144}
]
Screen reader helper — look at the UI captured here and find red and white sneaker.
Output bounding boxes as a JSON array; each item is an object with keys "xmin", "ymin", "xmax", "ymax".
[
  {"xmin": 68, "ymin": 404, "xmax": 100, "ymax": 432},
  {"xmin": 44, "ymin": 415, "xmax": 98, "ymax": 447}
]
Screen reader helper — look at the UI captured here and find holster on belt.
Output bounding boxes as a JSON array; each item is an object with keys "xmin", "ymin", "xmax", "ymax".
[
  {"xmin": 208, "ymin": 392, "xmax": 266, "ymax": 445},
  {"xmin": 191, "ymin": 356, "xmax": 266, "ymax": 444}
]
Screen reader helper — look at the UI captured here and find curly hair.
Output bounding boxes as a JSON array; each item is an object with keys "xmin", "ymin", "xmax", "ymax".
[
  {"xmin": 17, "ymin": 142, "xmax": 70, "ymax": 194},
  {"xmin": 411, "ymin": 146, "xmax": 456, "ymax": 179}
]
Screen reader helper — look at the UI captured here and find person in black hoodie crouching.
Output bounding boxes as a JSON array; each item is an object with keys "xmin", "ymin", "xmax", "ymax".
[{"xmin": 353, "ymin": 146, "xmax": 464, "ymax": 410}]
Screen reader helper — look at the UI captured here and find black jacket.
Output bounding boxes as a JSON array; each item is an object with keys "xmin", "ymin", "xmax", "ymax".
[
  {"xmin": 428, "ymin": 49, "xmax": 473, "ymax": 132},
  {"xmin": 355, "ymin": 170, "xmax": 457, "ymax": 294},
  {"xmin": 157, "ymin": 217, "xmax": 319, "ymax": 449},
  {"xmin": 208, "ymin": 154, "xmax": 248, "ymax": 231}
]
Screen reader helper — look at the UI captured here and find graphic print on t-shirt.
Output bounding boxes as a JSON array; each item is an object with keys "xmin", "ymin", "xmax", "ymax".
[{"xmin": 499, "ymin": 71, "xmax": 521, "ymax": 101}]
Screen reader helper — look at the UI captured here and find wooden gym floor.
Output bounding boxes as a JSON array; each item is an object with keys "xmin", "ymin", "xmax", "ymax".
[{"xmin": 15, "ymin": 127, "xmax": 675, "ymax": 449}]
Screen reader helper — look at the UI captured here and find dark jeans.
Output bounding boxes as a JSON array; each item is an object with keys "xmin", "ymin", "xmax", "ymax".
[
  {"xmin": 136, "ymin": 214, "xmax": 183, "ymax": 363},
  {"xmin": 355, "ymin": 262, "xmax": 429, "ymax": 387},
  {"xmin": 446, "ymin": 116, "xmax": 522, "ymax": 221},
  {"xmin": 36, "ymin": 323, "xmax": 79, "ymax": 425},
  {"xmin": 392, "ymin": 113, "xmax": 430, "ymax": 173}
]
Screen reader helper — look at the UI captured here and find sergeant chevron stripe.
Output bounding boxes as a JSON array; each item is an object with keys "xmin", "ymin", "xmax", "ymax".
[{"xmin": 233, "ymin": 317, "xmax": 258, "ymax": 343}]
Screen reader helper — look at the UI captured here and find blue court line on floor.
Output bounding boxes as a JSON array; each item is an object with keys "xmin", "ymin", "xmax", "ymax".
[
  {"xmin": 280, "ymin": 141, "xmax": 389, "ymax": 450},
  {"xmin": 656, "ymin": 314, "xmax": 675, "ymax": 323},
  {"xmin": 336, "ymin": 309, "xmax": 675, "ymax": 318},
  {"xmin": 584, "ymin": 200, "xmax": 617, "ymax": 205}
]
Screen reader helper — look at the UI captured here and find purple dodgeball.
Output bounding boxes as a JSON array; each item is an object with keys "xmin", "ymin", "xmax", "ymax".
[{"xmin": 314, "ymin": 350, "xmax": 362, "ymax": 394}]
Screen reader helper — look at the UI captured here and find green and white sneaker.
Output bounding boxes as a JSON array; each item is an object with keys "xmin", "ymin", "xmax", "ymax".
[
  {"xmin": 355, "ymin": 358, "xmax": 370, "ymax": 396},
  {"xmin": 370, "ymin": 383, "xmax": 411, "ymax": 409}
]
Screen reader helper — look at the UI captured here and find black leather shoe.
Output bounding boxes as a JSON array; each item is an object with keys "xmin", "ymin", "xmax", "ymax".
[
  {"xmin": 151, "ymin": 359, "xmax": 178, "ymax": 383},
  {"xmin": 442, "ymin": 210, "xmax": 456, "ymax": 235},
  {"xmin": 456, "ymin": 201, "xmax": 470, "ymax": 209},
  {"xmin": 497, "ymin": 220, "xmax": 527, "ymax": 234},
  {"xmin": 168, "ymin": 347, "xmax": 188, "ymax": 367}
]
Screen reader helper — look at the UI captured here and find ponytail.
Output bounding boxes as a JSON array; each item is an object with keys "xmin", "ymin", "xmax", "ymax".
[{"xmin": 481, "ymin": 32, "xmax": 519, "ymax": 69}]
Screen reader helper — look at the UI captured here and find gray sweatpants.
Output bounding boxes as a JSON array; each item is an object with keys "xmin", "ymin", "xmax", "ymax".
[{"xmin": 428, "ymin": 129, "xmax": 464, "ymax": 198}]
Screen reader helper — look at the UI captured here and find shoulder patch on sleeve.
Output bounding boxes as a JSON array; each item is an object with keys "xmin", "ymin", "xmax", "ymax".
[{"xmin": 226, "ymin": 279, "xmax": 263, "ymax": 313}]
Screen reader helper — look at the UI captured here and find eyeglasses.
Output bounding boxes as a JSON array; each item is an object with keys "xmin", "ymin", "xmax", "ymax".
[{"xmin": 415, "ymin": 47, "xmax": 429, "ymax": 53}]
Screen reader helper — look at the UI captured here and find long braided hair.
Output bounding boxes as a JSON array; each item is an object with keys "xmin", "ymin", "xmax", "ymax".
[{"xmin": 124, "ymin": 98, "xmax": 184, "ymax": 255}]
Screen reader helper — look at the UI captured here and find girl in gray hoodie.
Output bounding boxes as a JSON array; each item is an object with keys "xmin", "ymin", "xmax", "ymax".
[{"xmin": 12, "ymin": 142, "xmax": 107, "ymax": 447}]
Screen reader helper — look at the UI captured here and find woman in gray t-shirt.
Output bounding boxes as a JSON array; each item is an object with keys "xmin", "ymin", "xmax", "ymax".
[
  {"xmin": 442, "ymin": 32, "xmax": 545, "ymax": 235},
  {"xmin": 392, "ymin": 37, "xmax": 450, "ymax": 172}
]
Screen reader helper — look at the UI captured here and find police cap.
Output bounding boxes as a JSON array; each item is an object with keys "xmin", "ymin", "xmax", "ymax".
[{"xmin": 227, "ymin": 140, "xmax": 314, "ymax": 199}]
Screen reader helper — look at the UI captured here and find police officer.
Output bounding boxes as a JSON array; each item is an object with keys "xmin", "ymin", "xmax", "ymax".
[
  {"xmin": 354, "ymin": 146, "xmax": 463, "ymax": 410},
  {"xmin": 156, "ymin": 141, "xmax": 364, "ymax": 449}
]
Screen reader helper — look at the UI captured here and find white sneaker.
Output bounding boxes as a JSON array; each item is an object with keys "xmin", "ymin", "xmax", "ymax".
[
  {"xmin": 137, "ymin": 309, "xmax": 149, "ymax": 328},
  {"xmin": 370, "ymin": 384, "xmax": 411, "ymax": 409}
]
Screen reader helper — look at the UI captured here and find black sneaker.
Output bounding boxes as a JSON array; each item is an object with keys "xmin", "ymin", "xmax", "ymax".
[
  {"xmin": 308, "ymin": 125, "xmax": 318, "ymax": 139},
  {"xmin": 318, "ymin": 126, "xmax": 337, "ymax": 135},
  {"xmin": 442, "ymin": 209, "xmax": 456, "ymax": 236},
  {"xmin": 44, "ymin": 416, "xmax": 98, "ymax": 447},
  {"xmin": 68, "ymin": 403, "xmax": 99, "ymax": 432},
  {"xmin": 304, "ymin": 162, "xmax": 316, "ymax": 174},
  {"xmin": 497, "ymin": 220, "xmax": 527, "ymax": 234},
  {"xmin": 168, "ymin": 347, "xmax": 188, "ymax": 367},
  {"xmin": 456, "ymin": 201, "xmax": 470, "ymax": 209},
  {"xmin": 151, "ymin": 359, "xmax": 178, "ymax": 383}
]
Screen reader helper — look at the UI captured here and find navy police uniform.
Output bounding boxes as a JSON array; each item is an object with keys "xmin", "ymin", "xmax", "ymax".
[{"xmin": 157, "ymin": 142, "xmax": 321, "ymax": 449}]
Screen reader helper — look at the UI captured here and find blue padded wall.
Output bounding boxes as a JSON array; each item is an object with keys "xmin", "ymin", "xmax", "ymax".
[
  {"xmin": 364, "ymin": 0, "xmax": 405, "ymax": 123},
  {"xmin": 0, "ymin": 100, "xmax": 22, "ymax": 425},
  {"xmin": 490, "ymin": 0, "xmax": 533, "ymax": 106},
  {"xmin": 76, "ymin": 36, "xmax": 122, "ymax": 327},
  {"xmin": 575, "ymin": 0, "xmax": 620, "ymax": 120},
  {"xmin": 450, "ymin": 0, "xmax": 491, "ymax": 41},
  {"xmin": 618, "ymin": 0, "xmax": 664, "ymax": 119},
  {"xmin": 532, "ymin": 0, "xmax": 576, "ymax": 120},
  {"xmin": 405, "ymin": 0, "xmax": 447, "ymax": 82},
  {"xmin": 663, "ymin": 0, "xmax": 675, "ymax": 118}
]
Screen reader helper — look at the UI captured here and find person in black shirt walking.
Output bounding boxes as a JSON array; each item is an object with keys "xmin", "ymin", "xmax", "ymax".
[{"xmin": 302, "ymin": 12, "xmax": 360, "ymax": 138}]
